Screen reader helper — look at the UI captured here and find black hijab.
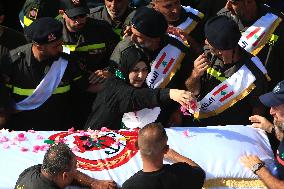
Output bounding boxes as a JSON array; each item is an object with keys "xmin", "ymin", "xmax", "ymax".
[{"xmin": 116, "ymin": 47, "xmax": 151, "ymax": 84}]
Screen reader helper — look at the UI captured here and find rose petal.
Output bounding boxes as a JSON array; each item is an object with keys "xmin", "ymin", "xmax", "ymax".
[
  {"xmin": 182, "ymin": 130, "xmax": 190, "ymax": 137},
  {"xmin": 20, "ymin": 147, "xmax": 29, "ymax": 152},
  {"xmin": 27, "ymin": 130, "xmax": 36, "ymax": 133},
  {"xmin": 3, "ymin": 143, "xmax": 9, "ymax": 149},
  {"xmin": 36, "ymin": 135, "xmax": 44, "ymax": 140},
  {"xmin": 68, "ymin": 127, "xmax": 75, "ymax": 133},
  {"xmin": 18, "ymin": 133, "xmax": 25, "ymax": 138},
  {"xmin": 71, "ymin": 146, "xmax": 80, "ymax": 152},
  {"xmin": 100, "ymin": 127, "xmax": 108, "ymax": 132},
  {"xmin": 0, "ymin": 136, "xmax": 9, "ymax": 143}
]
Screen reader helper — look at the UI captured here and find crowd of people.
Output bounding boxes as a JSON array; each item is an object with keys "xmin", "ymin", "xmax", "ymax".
[{"xmin": 0, "ymin": 0, "xmax": 284, "ymax": 188}]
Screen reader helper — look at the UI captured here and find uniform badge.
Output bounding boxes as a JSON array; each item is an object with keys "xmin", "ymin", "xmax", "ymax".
[
  {"xmin": 28, "ymin": 7, "xmax": 38, "ymax": 19},
  {"xmin": 47, "ymin": 33, "xmax": 56, "ymax": 42},
  {"xmin": 273, "ymin": 83, "xmax": 281, "ymax": 94}
]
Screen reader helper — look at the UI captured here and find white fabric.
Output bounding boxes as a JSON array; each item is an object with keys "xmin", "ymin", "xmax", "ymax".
[
  {"xmin": 0, "ymin": 126, "xmax": 276, "ymax": 189},
  {"xmin": 251, "ymin": 56, "xmax": 268, "ymax": 75},
  {"xmin": 15, "ymin": 57, "xmax": 68, "ymax": 110},
  {"xmin": 198, "ymin": 64, "xmax": 255, "ymax": 113},
  {"xmin": 146, "ymin": 44, "xmax": 182, "ymax": 89},
  {"xmin": 122, "ymin": 107, "xmax": 161, "ymax": 129},
  {"xmin": 238, "ymin": 13, "xmax": 279, "ymax": 54}
]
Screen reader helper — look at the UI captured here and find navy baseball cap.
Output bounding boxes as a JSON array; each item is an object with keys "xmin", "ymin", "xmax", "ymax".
[
  {"xmin": 260, "ymin": 81, "xmax": 284, "ymax": 107},
  {"xmin": 24, "ymin": 17, "xmax": 63, "ymax": 45}
]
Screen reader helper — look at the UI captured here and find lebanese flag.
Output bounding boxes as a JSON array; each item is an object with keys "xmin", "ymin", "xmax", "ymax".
[{"xmin": 212, "ymin": 84, "xmax": 234, "ymax": 102}]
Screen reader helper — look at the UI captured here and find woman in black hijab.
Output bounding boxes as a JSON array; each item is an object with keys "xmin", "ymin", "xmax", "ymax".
[{"xmin": 84, "ymin": 47, "xmax": 194, "ymax": 130}]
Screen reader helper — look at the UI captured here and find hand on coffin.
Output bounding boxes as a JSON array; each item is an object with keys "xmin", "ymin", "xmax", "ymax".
[
  {"xmin": 90, "ymin": 179, "xmax": 117, "ymax": 189},
  {"xmin": 249, "ymin": 115, "xmax": 274, "ymax": 133}
]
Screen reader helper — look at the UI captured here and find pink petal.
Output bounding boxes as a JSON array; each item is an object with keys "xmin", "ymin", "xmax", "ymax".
[
  {"xmin": 20, "ymin": 147, "xmax": 29, "ymax": 152},
  {"xmin": 100, "ymin": 127, "xmax": 108, "ymax": 132},
  {"xmin": 3, "ymin": 143, "xmax": 9, "ymax": 149},
  {"xmin": 68, "ymin": 127, "xmax": 75, "ymax": 133},
  {"xmin": 36, "ymin": 135, "xmax": 44, "ymax": 140},
  {"xmin": 18, "ymin": 133, "xmax": 25, "ymax": 138},
  {"xmin": 182, "ymin": 130, "xmax": 190, "ymax": 137},
  {"xmin": 33, "ymin": 145, "xmax": 40, "ymax": 151},
  {"xmin": 27, "ymin": 130, "xmax": 36, "ymax": 133},
  {"xmin": 0, "ymin": 136, "xmax": 9, "ymax": 143},
  {"xmin": 71, "ymin": 146, "xmax": 80, "ymax": 152},
  {"xmin": 40, "ymin": 144, "xmax": 50, "ymax": 151}
]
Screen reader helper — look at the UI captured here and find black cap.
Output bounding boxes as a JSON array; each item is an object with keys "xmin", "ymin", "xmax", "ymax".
[
  {"xmin": 204, "ymin": 15, "xmax": 241, "ymax": 50},
  {"xmin": 131, "ymin": 7, "xmax": 168, "ymax": 38},
  {"xmin": 60, "ymin": 0, "xmax": 89, "ymax": 18},
  {"xmin": 119, "ymin": 47, "xmax": 150, "ymax": 77},
  {"xmin": 24, "ymin": 17, "xmax": 63, "ymax": 45},
  {"xmin": 260, "ymin": 81, "xmax": 284, "ymax": 107}
]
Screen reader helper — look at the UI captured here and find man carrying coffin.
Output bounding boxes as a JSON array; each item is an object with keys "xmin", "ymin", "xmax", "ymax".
[{"xmin": 241, "ymin": 80, "xmax": 284, "ymax": 188}]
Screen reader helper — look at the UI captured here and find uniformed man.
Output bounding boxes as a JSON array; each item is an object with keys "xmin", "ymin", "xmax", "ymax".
[
  {"xmin": 185, "ymin": 15, "xmax": 268, "ymax": 126},
  {"xmin": 110, "ymin": 7, "xmax": 194, "ymax": 126},
  {"xmin": 151, "ymin": 0, "xmax": 204, "ymax": 54},
  {"xmin": 88, "ymin": 0, "xmax": 135, "ymax": 39},
  {"xmin": 218, "ymin": 0, "xmax": 284, "ymax": 91},
  {"xmin": 59, "ymin": 0, "xmax": 120, "ymax": 127},
  {"xmin": 0, "ymin": 17, "xmax": 91, "ymax": 131},
  {"xmin": 19, "ymin": 0, "xmax": 60, "ymax": 28}
]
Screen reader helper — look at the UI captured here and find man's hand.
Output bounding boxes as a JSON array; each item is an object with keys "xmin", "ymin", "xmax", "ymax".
[
  {"xmin": 192, "ymin": 54, "xmax": 210, "ymax": 79},
  {"xmin": 240, "ymin": 155, "xmax": 262, "ymax": 170},
  {"xmin": 90, "ymin": 179, "xmax": 117, "ymax": 189},
  {"xmin": 123, "ymin": 25, "xmax": 132, "ymax": 39},
  {"xmin": 249, "ymin": 115, "xmax": 273, "ymax": 133},
  {"xmin": 167, "ymin": 26, "xmax": 188, "ymax": 42},
  {"xmin": 89, "ymin": 70, "xmax": 112, "ymax": 84}
]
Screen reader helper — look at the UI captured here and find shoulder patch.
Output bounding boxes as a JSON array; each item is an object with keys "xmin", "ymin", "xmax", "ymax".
[{"xmin": 10, "ymin": 49, "xmax": 26, "ymax": 62}]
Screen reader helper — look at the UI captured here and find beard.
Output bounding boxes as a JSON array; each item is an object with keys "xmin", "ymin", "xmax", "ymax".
[{"xmin": 274, "ymin": 119, "xmax": 284, "ymax": 130}]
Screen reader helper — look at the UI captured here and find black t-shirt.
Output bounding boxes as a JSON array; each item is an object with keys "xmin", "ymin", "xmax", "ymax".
[
  {"xmin": 122, "ymin": 162, "xmax": 205, "ymax": 189},
  {"xmin": 276, "ymin": 138, "xmax": 284, "ymax": 180},
  {"xmin": 15, "ymin": 164, "xmax": 60, "ymax": 189}
]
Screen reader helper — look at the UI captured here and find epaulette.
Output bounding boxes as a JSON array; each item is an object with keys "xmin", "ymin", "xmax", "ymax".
[{"xmin": 9, "ymin": 48, "xmax": 26, "ymax": 62}]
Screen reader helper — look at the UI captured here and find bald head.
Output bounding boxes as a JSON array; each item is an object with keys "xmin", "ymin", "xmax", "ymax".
[{"xmin": 138, "ymin": 123, "xmax": 168, "ymax": 158}]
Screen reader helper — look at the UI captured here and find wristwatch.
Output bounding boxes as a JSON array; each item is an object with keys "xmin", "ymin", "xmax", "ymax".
[{"xmin": 251, "ymin": 162, "xmax": 265, "ymax": 174}]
